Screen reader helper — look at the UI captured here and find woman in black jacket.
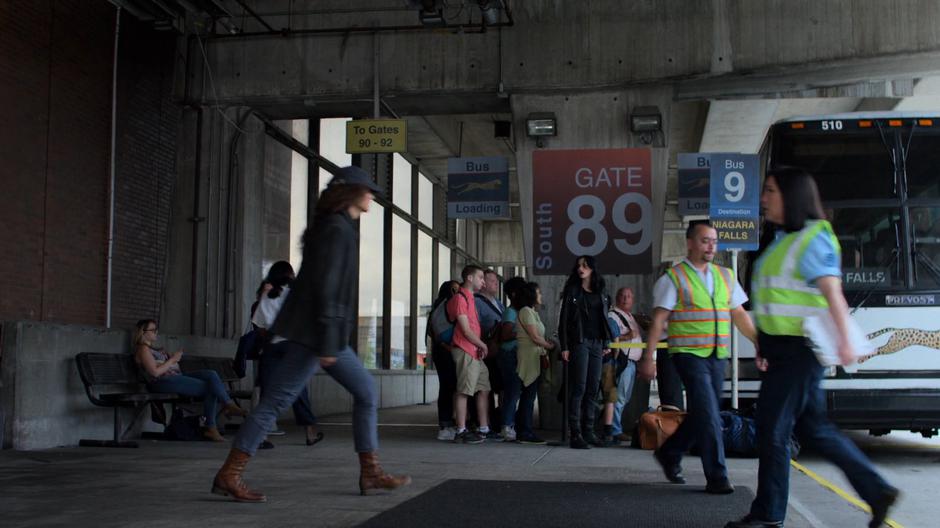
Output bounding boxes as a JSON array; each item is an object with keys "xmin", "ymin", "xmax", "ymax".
[
  {"xmin": 558, "ymin": 255, "xmax": 614, "ymax": 449},
  {"xmin": 212, "ymin": 166, "xmax": 411, "ymax": 503}
]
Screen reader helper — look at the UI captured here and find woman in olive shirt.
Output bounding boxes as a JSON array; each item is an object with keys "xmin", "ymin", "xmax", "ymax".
[{"xmin": 514, "ymin": 282, "xmax": 555, "ymax": 444}]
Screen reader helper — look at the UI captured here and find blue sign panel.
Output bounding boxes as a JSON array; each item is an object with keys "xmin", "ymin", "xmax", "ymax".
[
  {"xmin": 709, "ymin": 153, "xmax": 760, "ymax": 250},
  {"xmin": 447, "ymin": 157, "xmax": 510, "ymax": 219},
  {"xmin": 677, "ymin": 153, "xmax": 710, "ymax": 216}
]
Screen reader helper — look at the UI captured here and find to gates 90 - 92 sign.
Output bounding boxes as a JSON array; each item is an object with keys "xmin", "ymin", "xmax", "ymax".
[{"xmin": 532, "ymin": 148, "xmax": 653, "ymax": 275}]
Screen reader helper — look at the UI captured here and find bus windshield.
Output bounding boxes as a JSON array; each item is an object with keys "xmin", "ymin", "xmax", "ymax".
[{"xmin": 768, "ymin": 117, "xmax": 940, "ymax": 295}]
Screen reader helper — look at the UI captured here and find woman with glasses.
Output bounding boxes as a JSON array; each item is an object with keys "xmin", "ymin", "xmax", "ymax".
[{"xmin": 133, "ymin": 319, "xmax": 246, "ymax": 442}]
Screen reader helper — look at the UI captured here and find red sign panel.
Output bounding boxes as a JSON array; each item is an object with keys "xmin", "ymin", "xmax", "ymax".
[{"xmin": 532, "ymin": 148, "xmax": 653, "ymax": 275}]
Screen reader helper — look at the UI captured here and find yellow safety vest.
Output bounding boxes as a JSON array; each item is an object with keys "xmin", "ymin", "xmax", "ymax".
[
  {"xmin": 665, "ymin": 261, "xmax": 734, "ymax": 358},
  {"xmin": 753, "ymin": 220, "xmax": 839, "ymax": 336}
]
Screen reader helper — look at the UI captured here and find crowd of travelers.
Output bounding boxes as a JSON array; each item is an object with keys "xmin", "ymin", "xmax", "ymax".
[{"xmin": 130, "ymin": 165, "xmax": 898, "ymax": 527}]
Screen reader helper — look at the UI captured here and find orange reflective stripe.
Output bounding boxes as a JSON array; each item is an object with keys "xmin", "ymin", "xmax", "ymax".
[
  {"xmin": 676, "ymin": 264, "xmax": 695, "ymax": 306},
  {"xmin": 714, "ymin": 265, "xmax": 732, "ymax": 304}
]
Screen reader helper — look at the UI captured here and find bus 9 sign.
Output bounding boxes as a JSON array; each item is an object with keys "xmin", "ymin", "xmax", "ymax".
[{"xmin": 532, "ymin": 148, "xmax": 653, "ymax": 275}]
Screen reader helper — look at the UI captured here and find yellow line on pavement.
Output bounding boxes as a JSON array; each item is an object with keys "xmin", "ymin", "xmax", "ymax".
[
  {"xmin": 789, "ymin": 459, "xmax": 903, "ymax": 528},
  {"xmin": 608, "ymin": 342, "xmax": 668, "ymax": 349}
]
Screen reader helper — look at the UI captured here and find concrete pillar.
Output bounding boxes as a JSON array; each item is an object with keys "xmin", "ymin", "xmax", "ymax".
[{"xmin": 510, "ymin": 89, "xmax": 671, "ymax": 434}]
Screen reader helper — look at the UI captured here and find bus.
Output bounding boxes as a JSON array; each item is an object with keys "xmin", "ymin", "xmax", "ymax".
[{"xmin": 732, "ymin": 111, "xmax": 940, "ymax": 437}]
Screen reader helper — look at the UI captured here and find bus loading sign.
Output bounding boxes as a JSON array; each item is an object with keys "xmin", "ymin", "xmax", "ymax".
[{"xmin": 708, "ymin": 153, "xmax": 759, "ymax": 251}]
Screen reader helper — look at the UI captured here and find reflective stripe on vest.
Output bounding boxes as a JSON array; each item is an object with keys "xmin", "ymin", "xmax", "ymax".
[
  {"xmin": 753, "ymin": 220, "xmax": 839, "ymax": 336},
  {"xmin": 665, "ymin": 262, "xmax": 733, "ymax": 358}
]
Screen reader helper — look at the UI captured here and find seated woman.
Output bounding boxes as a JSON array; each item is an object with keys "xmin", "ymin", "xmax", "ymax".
[{"xmin": 133, "ymin": 319, "xmax": 246, "ymax": 442}]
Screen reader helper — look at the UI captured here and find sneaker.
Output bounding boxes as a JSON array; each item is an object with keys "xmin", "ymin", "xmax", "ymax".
[
  {"xmin": 517, "ymin": 434, "xmax": 547, "ymax": 445},
  {"xmin": 267, "ymin": 429, "xmax": 286, "ymax": 437},
  {"xmin": 454, "ymin": 430, "xmax": 484, "ymax": 444},
  {"xmin": 501, "ymin": 426, "xmax": 517, "ymax": 442},
  {"xmin": 437, "ymin": 426, "xmax": 457, "ymax": 441},
  {"xmin": 482, "ymin": 430, "xmax": 502, "ymax": 442}
]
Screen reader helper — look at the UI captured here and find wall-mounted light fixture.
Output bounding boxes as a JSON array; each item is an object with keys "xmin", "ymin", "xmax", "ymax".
[
  {"xmin": 630, "ymin": 105, "xmax": 662, "ymax": 145},
  {"xmin": 526, "ymin": 112, "xmax": 557, "ymax": 148},
  {"xmin": 414, "ymin": 0, "xmax": 445, "ymax": 26},
  {"xmin": 478, "ymin": 0, "xmax": 503, "ymax": 25}
]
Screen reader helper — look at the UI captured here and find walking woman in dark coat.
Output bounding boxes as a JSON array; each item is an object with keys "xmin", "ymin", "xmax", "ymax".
[
  {"xmin": 557, "ymin": 255, "xmax": 614, "ymax": 449},
  {"xmin": 212, "ymin": 166, "xmax": 411, "ymax": 502}
]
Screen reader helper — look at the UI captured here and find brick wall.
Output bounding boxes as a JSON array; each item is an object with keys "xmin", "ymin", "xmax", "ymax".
[
  {"xmin": 110, "ymin": 16, "xmax": 181, "ymax": 329},
  {"xmin": 0, "ymin": 3, "xmax": 180, "ymax": 329}
]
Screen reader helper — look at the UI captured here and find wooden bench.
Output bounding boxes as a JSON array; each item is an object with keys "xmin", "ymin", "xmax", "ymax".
[{"xmin": 76, "ymin": 352, "xmax": 252, "ymax": 447}]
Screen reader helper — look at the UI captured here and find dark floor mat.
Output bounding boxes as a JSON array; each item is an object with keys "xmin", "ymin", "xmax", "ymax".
[{"xmin": 358, "ymin": 479, "xmax": 754, "ymax": 527}]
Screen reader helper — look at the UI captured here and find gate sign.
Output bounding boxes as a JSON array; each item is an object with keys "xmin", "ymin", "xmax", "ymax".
[
  {"xmin": 447, "ymin": 157, "xmax": 510, "ymax": 219},
  {"xmin": 345, "ymin": 119, "xmax": 407, "ymax": 153},
  {"xmin": 709, "ymin": 153, "xmax": 760, "ymax": 251},
  {"xmin": 677, "ymin": 153, "xmax": 710, "ymax": 216},
  {"xmin": 532, "ymin": 148, "xmax": 653, "ymax": 275}
]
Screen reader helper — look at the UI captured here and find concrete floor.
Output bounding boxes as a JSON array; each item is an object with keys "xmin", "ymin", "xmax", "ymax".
[{"xmin": 0, "ymin": 404, "xmax": 920, "ymax": 528}]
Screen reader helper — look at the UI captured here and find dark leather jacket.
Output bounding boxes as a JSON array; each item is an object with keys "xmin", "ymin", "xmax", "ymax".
[
  {"xmin": 271, "ymin": 211, "xmax": 357, "ymax": 357},
  {"xmin": 557, "ymin": 286, "xmax": 614, "ymax": 351}
]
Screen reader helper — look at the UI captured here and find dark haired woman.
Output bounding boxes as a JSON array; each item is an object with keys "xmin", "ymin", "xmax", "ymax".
[
  {"xmin": 513, "ymin": 282, "xmax": 554, "ymax": 444},
  {"xmin": 725, "ymin": 168, "xmax": 898, "ymax": 528},
  {"xmin": 212, "ymin": 166, "xmax": 410, "ymax": 503},
  {"xmin": 251, "ymin": 260, "xmax": 322, "ymax": 447},
  {"xmin": 557, "ymin": 255, "xmax": 614, "ymax": 449},
  {"xmin": 133, "ymin": 319, "xmax": 246, "ymax": 442},
  {"xmin": 428, "ymin": 280, "xmax": 461, "ymax": 441}
]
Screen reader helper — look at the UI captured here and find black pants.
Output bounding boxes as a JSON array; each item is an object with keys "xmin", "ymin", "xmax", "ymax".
[
  {"xmin": 568, "ymin": 339, "xmax": 604, "ymax": 432},
  {"xmin": 431, "ymin": 343, "xmax": 457, "ymax": 427}
]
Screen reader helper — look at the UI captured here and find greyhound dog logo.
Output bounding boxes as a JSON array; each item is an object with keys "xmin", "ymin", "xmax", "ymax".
[{"xmin": 452, "ymin": 179, "xmax": 502, "ymax": 195}]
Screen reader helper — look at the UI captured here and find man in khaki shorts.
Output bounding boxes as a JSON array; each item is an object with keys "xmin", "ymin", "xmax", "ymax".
[{"xmin": 447, "ymin": 265, "xmax": 493, "ymax": 444}]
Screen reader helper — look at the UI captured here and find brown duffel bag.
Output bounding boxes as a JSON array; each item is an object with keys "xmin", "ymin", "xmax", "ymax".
[{"xmin": 636, "ymin": 405, "xmax": 687, "ymax": 450}]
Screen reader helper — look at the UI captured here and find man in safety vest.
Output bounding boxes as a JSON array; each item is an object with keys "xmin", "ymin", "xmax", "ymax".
[{"xmin": 638, "ymin": 220, "xmax": 757, "ymax": 494}]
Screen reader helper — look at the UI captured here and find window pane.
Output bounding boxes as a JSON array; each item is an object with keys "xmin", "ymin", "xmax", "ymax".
[
  {"xmin": 438, "ymin": 243, "xmax": 452, "ymax": 284},
  {"xmin": 912, "ymin": 206, "xmax": 940, "ymax": 289},
  {"xmin": 830, "ymin": 207, "xmax": 904, "ymax": 294},
  {"xmin": 419, "ymin": 173, "xmax": 434, "ymax": 227},
  {"xmin": 390, "ymin": 215, "xmax": 412, "ymax": 369},
  {"xmin": 772, "ymin": 130, "xmax": 895, "ymax": 200},
  {"xmin": 456, "ymin": 218, "xmax": 466, "ymax": 248},
  {"xmin": 393, "ymin": 154, "xmax": 412, "ymax": 214},
  {"xmin": 357, "ymin": 202, "xmax": 384, "ymax": 368},
  {"xmin": 319, "ymin": 118, "xmax": 352, "ymax": 193},
  {"xmin": 907, "ymin": 130, "xmax": 940, "ymax": 199},
  {"xmin": 416, "ymin": 233, "xmax": 433, "ymax": 369},
  {"xmin": 289, "ymin": 120, "xmax": 309, "ymax": 270}
]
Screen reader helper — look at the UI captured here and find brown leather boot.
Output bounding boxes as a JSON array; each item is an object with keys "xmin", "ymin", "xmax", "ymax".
[
  {"xmin": 211, "ymin": 448, "xmax": 266, "ymax": 503},
  {"xmin": 358, "ymin": 452, "xmax": 412, "ymax": 496},
  {"xmin": 202, "ymin": 426, "xmax": 226, "ymax": 442},
  {"xmin": 223, "ymin": 401, "xmax": 248, "ymax": 417}
]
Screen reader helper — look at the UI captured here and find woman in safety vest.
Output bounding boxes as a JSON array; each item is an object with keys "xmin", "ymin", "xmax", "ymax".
[{"xmin": 725, "ymin": 167, "xmax": 898, "ymax": 528}]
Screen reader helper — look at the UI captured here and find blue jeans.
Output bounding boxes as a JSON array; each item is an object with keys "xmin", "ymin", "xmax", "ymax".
[
  {"xmin": 234, "ymin": 342, "xmax": 377, "ymax": 456},
  {"xmin": 750, "ymin": 334, "xmax": 892, "ymax": 522},
  {"xmin": 611, "ymin": 360, "xmax": 637, "ymax": 436},
  {"xmin": 659, "ymin": 352, "xmax": 728, "ymax": 483},
  {"xmin": 516, "ymin": 376, "xmax": 540, "ymax": 438},
  {"xmin": 568, "ymin": 339, "xmax": 604, "ymax": 431},
  {"xmin": 149, "ymin": 370, "xmax": 231, "ymax": 427},
  {"xmin": 260, "ymin": 342, "xmax": 318, "ymax": 426},
  {"xmin": 499, "ymin": 346, "xmax": 519, "ymax": 428}
]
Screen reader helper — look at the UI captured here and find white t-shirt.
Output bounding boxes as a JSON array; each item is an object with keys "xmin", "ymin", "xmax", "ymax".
[
  {"xmin": 608, "ymin": 307, "xmax": 643, "ymax": 361},
  {"xmin": 251, "ymin": 286, "xmax": 289, "ymax": 344}
]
